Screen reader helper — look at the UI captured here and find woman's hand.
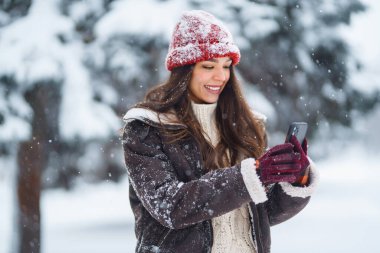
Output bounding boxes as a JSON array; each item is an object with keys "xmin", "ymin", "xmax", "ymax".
[
  {"xmin": 256, "ymin": 142, "xmax": 304, "ymax": 185},
  {"xmin": 288, "ymin": 135, "xmax": 310, "ymax": 185}
]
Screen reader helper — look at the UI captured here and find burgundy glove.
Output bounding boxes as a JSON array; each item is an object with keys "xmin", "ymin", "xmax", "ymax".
[
  {"xmin": 256, "ymin": 143, "xmax": 303, "ymax": 185},
  {"xmin": 288, "ymin": 135, "xmax": 310, "ymax": 185}
]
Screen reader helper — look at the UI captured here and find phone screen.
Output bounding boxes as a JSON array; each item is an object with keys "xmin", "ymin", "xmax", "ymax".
[{"xmin": 285, "ymin": 122, "xmax": 308, "ymax": 143}]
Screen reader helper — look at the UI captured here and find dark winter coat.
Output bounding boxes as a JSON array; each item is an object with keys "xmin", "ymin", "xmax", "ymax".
[{"xmin": 122, "ymin": 108, "xmax": 318, "ymax": 253}]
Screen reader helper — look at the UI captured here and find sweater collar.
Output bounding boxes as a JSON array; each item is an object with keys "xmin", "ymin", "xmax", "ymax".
[{"xmin": 191, "ymin": 101, "xmax": 217, "ymax": 125}]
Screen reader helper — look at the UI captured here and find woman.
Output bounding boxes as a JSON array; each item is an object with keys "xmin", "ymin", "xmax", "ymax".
[{"xmin": 122, "ymin": 10, "xmax": 318, "ymax": 253}]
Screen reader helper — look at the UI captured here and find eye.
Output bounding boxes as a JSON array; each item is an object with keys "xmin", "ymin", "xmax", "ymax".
[
  {"xmin": 223, "ymin": 65, "xmax": 231, "ymax": 69},
  {"xmin": 202, "ymin": 65, "xmax": 214, "ymax": 70}
]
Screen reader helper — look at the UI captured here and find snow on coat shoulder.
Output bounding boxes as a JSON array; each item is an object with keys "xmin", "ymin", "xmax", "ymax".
[
  {"xmin": 123, "ymin": 107, "xmax": 185, "ymax": 127},
  {"xmin": 123, "ymin": 107, "xmax": 267, "ymax": 125}
]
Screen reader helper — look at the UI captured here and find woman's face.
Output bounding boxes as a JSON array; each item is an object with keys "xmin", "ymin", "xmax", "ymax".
[{"xmin": 188, "ymin": 57, "xmax": 232, "ymax": 104}]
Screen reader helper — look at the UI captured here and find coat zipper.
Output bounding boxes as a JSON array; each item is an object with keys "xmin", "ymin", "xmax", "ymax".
[
  {"xmin": 158, "ymin": 229, "xmax": 172, "ymax": 248},
  {"xmin": 248, "ymin": 205, "xmax": 258, "ymax": 252},
  {"xmin": 207, "ymin": 220, "xmax": 213, "ymax": 253},
  {"xmin": 249, "ymin": 204, "xmax": 264, "ymax": 253}
]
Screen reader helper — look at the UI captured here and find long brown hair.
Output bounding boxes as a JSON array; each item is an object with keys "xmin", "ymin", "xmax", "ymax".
[{"xmin": 137, "ymin": 65, "xmax": 267, "ymax": 170}]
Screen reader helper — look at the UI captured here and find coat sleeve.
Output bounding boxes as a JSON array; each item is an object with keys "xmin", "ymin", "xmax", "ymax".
[
  {"xmin": 122, "ymin": 120, "xmax": 267, "ymax": 229},
  {"xmin": 265, "ymin": 160, "xmax": 319, "ymax": 226},
  {"xmin": 251, "ymin": 113, "xmax": 319, "ymax": 226}
]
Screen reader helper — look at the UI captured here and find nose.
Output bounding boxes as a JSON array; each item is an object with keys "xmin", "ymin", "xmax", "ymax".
[{"xmin": 213, "ymin": 67, "xmax": 227, "ymax": 82}]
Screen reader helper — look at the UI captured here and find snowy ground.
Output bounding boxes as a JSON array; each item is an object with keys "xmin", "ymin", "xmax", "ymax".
[
  {"xmin": 1, "ymin": 141, "xmax": 379, "ymax": 253},
  {"xmin": 0, "ymin": 175, "xmax": 136, "ymax": 253},
  {"xmin": 271, "ymin": 144, "xmax": 380, "ymax": 252},
  {"xmin": 40, "ymin": 179, "xmax": 136, "ymax": 253}
]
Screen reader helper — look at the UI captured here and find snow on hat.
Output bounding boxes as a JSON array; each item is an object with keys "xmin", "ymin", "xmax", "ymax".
[{"xmin": 165, "ymin": 10, "xmax": 241, "ymax": 71}]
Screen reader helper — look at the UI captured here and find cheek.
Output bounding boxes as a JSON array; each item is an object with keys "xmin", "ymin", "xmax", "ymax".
[
  {"xmin": 221, "ymin": 72, "xmax": 230, "ymax": 89},
  {"xmin": 195, "ymin": 71, "xmax": 209, "ymax": 83},
  {"xmin": 225, "ymin": 70, "xmax": 231, "ymax": 81},
  {"xmin": 191, "ymin": 74, "xmax": 207, "ymax": 90},
  {"xmin": 189, "ymin": 78, "xmax": 202, "ymax": 98}
]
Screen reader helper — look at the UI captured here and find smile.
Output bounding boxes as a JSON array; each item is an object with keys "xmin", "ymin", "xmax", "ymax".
[{"xmin": 205, "ymin": 85, "xmax": 222, "ymax": 91}]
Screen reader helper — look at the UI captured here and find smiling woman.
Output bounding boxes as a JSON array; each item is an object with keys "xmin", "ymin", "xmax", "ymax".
[
  {"xmin": 189, "ymin": 57, "xmax": 232, "ymax": 104},
  {"xmin": 121, "ymin": 10, "xmax": 318, "ymax": 253}
]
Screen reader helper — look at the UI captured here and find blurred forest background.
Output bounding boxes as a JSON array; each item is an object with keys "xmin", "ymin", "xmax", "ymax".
[{"xmin": 1, "ymin": 0, "xmax": 379, "ymax": 252}]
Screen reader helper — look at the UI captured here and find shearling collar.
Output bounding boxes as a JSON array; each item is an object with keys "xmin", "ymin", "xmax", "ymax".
[
  {"xmin": 123, "ymin": 107, "xmax": 186, "ymax": 129},
  {"xmin": 123, "ymin": 107, "xmax": 267, "ymax": 129}
]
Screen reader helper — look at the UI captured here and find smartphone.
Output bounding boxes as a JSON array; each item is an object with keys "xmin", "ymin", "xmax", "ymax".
[{"xmin": 285, "ymin": 122, "xmax": 308, "ymax": 143}]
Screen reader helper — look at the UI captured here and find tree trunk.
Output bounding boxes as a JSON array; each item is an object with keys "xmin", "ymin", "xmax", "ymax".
[
  {"xmin": 17, "ymin": 140, "xmax": 44, "ymax": 253},
  {"xmin": 16, "ymin": 83, "xmax": 60, "ymax": 253}
]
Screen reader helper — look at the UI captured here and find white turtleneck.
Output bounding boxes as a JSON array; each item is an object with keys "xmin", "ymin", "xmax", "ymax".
[
  {"xmin": 191, "ymin": 102, "xmax": 219, "ymax": 147},
  {"xmin": 191, "ymin": 102, "xmax": 256, "ymax": 253}
]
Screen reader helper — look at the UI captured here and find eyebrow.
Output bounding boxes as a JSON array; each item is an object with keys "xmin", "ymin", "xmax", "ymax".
[{"xmin": 205, "ymin": 58, "xmax": 233, "ymax": 63}]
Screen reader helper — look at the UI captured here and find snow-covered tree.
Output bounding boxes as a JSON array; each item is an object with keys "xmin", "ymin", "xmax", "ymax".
[
  {"xmin": 0, "ymin": 0, "xmax": 120, "ymax": 252},
  {"xmin": 235, "ymin": 0, "xmax": 379, "ymax": 136}
]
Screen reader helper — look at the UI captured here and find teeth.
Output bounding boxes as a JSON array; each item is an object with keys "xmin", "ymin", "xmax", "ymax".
[{"xmin": 205, "ymin": 85, "xmax": 221, "ymax": 91}]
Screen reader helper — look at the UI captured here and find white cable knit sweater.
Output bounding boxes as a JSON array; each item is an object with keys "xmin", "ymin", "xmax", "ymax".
[{"xmin": 191, "ymin": 102, "xmax": 256, "ymax": 253}]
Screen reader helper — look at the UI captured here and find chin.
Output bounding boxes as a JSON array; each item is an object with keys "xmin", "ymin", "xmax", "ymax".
[
  {"xmin": 204, "ymin": 99, "xmax": 218, "ymax": 104},
  {"xmin": 203, "ymin": 96, "xmax": 219, "ymax": 104}
]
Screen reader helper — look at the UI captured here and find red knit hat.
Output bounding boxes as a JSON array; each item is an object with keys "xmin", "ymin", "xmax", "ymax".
[{"xmin": 165, "ymin": 10, "xmax": 241, "ymax": 71}]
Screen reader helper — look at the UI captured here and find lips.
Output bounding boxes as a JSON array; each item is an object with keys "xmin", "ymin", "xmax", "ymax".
[{"xmin": 205, "ymin": 85, "xmax": 222, "ymax": 94}]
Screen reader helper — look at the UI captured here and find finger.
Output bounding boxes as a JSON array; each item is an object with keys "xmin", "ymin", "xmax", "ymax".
[
  {"xmin": 272, "ymin": 153, "xmax": 301, "ymax": 164},
  {"xmin": 289, "ymin": 135, "xmax": 304, "ymax": 155},
  {"xmin": 268, "ymin": 163, "xmax": 302, "ymax": 173},
  {"xmin": 268, "ymin": 143, "xmax": 294, "ymax": 156},
  {"xmin": 265, "ymin": 174, "xmax": 297, "ymax": 184},
  {"xmin": 302, "ymin": 138, "xmax": 308, "ymax": 154}
]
